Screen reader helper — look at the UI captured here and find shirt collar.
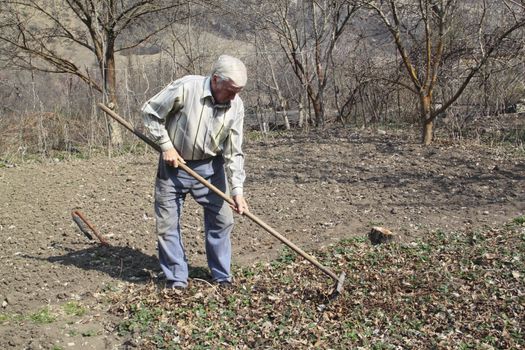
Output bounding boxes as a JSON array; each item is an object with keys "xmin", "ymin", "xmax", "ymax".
[{"xmin": 203, "ymin": 76, "xmax": 231, "ymax": 109}]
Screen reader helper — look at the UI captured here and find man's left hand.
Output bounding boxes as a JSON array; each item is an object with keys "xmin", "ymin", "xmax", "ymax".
[{"xmin": 232, "ymin": 195, "xmax": 249, "ymax": 215}]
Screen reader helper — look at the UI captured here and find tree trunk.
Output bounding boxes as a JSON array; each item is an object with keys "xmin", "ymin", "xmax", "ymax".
[
  {"xmin": 420, "ymin": 94, "xmax": 433, "ymax": 145},
  {"xmin": 277, "ymin": 93, "xmax": 290, "ymax": 130},
  {"xmin": 298, "ymin": 101, "xmax": 304, "ymax": 128},
  {"xmin": 105, "ymin": 45, "xmax": 123, "ymax": 147},
  {"xmin": 281, "ymin": 111, "xmax": 291, "ymax": 130},
  {"xmin": 312, "ymin": 97, "xmax": 324, "ymax": 127},
  {"xmin": 422, "ymin": 119, "xmax": 433, "ymax": 145}
]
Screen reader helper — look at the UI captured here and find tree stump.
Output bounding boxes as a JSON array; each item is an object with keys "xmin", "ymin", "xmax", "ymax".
[{"xmin": 369, "ymin": 227, "xmax": 395, "ymax": 245}]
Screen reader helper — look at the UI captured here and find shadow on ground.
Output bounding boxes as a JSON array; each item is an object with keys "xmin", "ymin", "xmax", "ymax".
[{"xmin": 23, "ymin": 245, "xmax": 212, "ymax": 284}]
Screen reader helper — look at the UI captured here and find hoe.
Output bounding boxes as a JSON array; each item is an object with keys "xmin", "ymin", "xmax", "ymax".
[{"xmin": 98, "ymin": 103, "xmax": 346, "ymax": 297}]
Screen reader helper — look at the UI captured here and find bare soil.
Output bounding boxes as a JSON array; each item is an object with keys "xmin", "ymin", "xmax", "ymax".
[{"xmin": 0, "ymin": 127, "xmax": 524, "ymax": 349}]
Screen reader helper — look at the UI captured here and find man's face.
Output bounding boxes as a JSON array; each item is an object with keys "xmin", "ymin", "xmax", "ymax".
[{"xmin": 211, "ymin": 75, "xmax": 243, "ymax": 104}]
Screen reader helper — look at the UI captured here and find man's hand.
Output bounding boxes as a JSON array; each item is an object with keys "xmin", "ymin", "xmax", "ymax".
[
  {"xmin": 162, "ymin": 148, "xmax": 186, "ymax": 168},
  {"xmin": 232, "ymin": 194, "xmax": 248, "ymax": 215}
]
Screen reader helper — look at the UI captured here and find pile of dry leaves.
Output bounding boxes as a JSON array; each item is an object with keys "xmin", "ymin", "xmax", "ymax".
[{"xmin": 103, "ymin": 218, "xmax": 524, "ymax": 349}]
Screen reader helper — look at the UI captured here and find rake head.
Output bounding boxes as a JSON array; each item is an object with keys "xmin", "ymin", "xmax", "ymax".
[{"xmin": 329, "ymin": 272, "xmax": 346, "ymax": 299}]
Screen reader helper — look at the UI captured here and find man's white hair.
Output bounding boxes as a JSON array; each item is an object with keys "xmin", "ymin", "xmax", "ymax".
[{"xmin": 211, "ymin": 55, "xmax": 247, "ymax": 88}]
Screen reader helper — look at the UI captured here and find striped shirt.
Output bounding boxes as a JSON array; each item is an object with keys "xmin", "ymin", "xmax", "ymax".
[{"xmin": 141, "ymin": 75, "xmax": 246, "ymax": 196}]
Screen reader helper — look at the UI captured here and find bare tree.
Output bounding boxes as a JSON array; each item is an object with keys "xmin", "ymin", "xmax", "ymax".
[
  {"xmin": 360, "ymin": 0, "xmax": 525, "ymax": 145},
  {"xmin": 257, "ymin": 36, "xmax": 292, "ymax": 130},
  {"xmin": 0, "ymin": 0, "xmax": 187, "ymax": 146},
  {"xmin": 244, "ymin": 0, "xmax": 358, "ymax": 127}
]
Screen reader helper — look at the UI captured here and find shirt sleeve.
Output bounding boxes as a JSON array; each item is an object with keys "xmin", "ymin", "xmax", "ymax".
[
  {"xmin": 223, "ymin": 102, "xmax": 246, "ymax": 196},
  {"xmin": 141, "ymin": 82, "xmax": 183, "ymax": 152}
]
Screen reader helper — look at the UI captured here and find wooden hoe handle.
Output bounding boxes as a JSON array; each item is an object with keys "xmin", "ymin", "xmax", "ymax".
[{"xmin": 97, "ymin": 103, "xmax": 344, "ymax": 289}]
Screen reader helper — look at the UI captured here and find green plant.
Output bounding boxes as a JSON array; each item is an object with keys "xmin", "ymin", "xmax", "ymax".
[
  {"xmin": 513, "ymin": 215, "xmax": 525, "ymax": 225},
  {"xmin": 272, "ymin": 246, "xmax": 296, "ymax": 267},
  {"xmin": 117, "ymin": 303, "xmax": 163, "ymax": 336},
  {"xmin": 81, "ymin": 329, "xmax": 98, "ymax": 337},
  {"xmin": 0, "ymin": 313, "xmax": 25, "ymax": 323},
  {"xmin": 101, "ymin": 283, "xmax": 119, "ymax": 293},
  {"xmin": 30, "ymin": 307, "xmax": 56, "ymax": 324},
  {"xmin": 63, "ymin": 301, "xmax": 86, "ymax": 316}
]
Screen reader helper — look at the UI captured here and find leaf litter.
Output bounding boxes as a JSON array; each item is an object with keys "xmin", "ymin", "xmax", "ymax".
[{"xmin": 103, "ymin": 219, "xmax": 524, "ymax": 349}]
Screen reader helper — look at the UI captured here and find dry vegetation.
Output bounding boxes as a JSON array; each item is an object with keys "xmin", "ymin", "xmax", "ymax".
[{"xmin": 50, "ymin": 217, "xmax": 525, "ymax": 349}]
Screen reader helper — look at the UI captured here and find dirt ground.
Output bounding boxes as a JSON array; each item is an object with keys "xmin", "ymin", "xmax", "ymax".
[{"xmin": 0, "ymin": 126, "xmax": 524, "ymax": 349}]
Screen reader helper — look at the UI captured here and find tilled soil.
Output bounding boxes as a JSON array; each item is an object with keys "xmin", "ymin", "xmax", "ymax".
[{"xmin": 0, "ymin": 127, "xmax": 523, "ymax": 349}]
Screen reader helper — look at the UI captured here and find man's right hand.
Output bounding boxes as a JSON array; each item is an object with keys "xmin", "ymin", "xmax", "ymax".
[{"xmin": 162, "ymin": 148, "xmax": 186, "ymax": 168}]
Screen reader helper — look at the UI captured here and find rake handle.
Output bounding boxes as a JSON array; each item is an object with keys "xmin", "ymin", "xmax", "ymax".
[{"xmin": 98, "ymin": 103, "xmax": 340, "ymax": 282}]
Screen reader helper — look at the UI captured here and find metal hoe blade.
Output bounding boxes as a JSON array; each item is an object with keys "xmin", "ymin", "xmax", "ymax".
[{"xmin": 71, "ymin": 210, "xmax": 109, "ymax": 246}]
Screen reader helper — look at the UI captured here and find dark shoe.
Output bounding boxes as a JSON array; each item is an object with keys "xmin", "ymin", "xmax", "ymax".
[
  {"xmin": 166, "ymin": 281, "xmax": 187, "ymax": 290},
  {"xmin": 216, "ymin": 280, "xmax": 233, "ymax": 289}
]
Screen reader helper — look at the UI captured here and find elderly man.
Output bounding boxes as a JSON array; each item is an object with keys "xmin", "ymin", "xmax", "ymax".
[{"xmin": 141, "ymin": 55, "xmax": 248, "ymax": 289}]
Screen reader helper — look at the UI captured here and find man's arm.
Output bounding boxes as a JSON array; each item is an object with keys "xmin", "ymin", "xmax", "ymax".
[
  {"xmin": 141, "ymin": 83, "xmax": 185, "ymax": 167},
  {"xmin": 223, "ymin": 104, "xmax": 247, "ymax": 213},
  {"xmin": 223, "ymin": 108, "xmax": 246, "ymax": 195}
]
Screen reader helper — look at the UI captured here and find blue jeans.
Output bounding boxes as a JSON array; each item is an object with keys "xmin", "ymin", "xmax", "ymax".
[{"xmin": 155, "ymin": 156, "xmax": 233, "ymax": 287}]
